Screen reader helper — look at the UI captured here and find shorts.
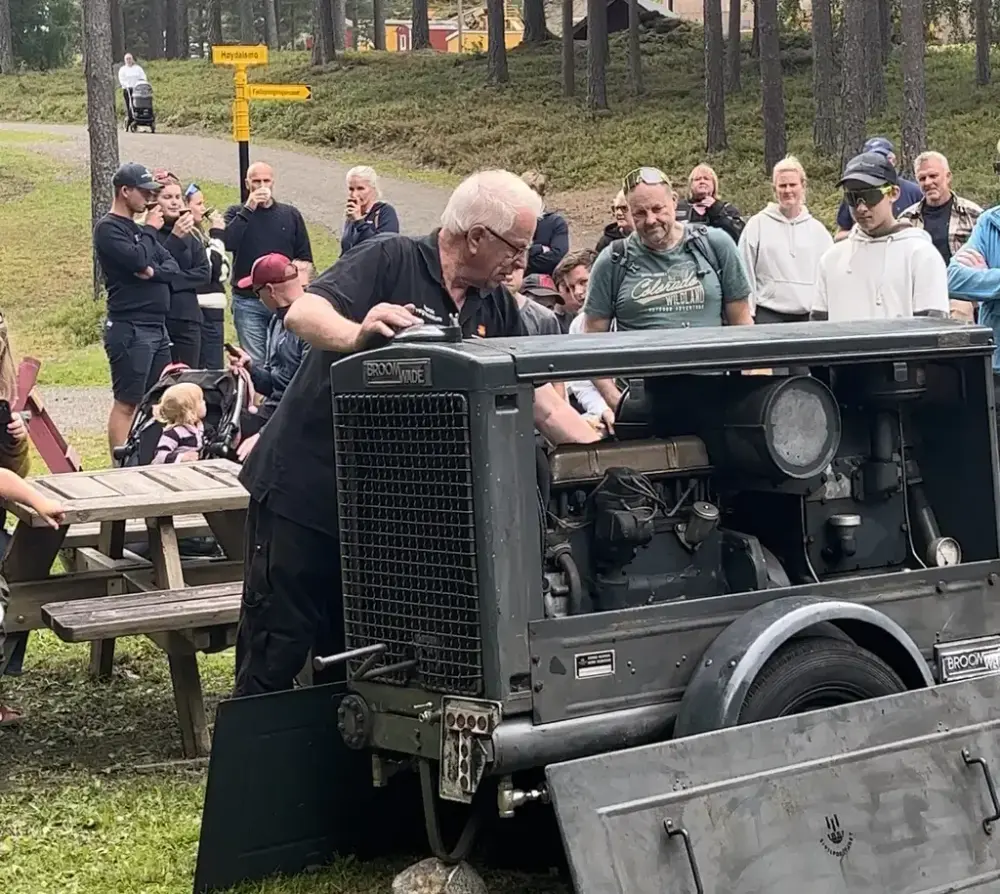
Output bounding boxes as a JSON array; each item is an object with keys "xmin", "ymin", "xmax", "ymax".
[{"xmin": 104, "ymin": 319, "xmax": 172, "ymax": 406}]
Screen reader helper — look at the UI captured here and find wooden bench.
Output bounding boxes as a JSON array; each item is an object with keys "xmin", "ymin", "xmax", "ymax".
[
  {"xmin": 42, "ymin": 581, "xmax": 243, "ymax": 757},
  {"xmin": 62, "ymin": 514, "xmax": 213, "ymax": 551}
]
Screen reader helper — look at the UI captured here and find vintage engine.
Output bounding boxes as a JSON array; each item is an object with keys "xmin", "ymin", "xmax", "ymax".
[{"xmin": 542, "ymin": 367, "xmax": 962, "ymax": 616}]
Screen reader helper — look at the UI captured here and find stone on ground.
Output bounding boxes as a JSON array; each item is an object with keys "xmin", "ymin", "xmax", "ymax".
[{"xmin": 392, "ymin": 858, "xmax": 489, "ymax": 894}]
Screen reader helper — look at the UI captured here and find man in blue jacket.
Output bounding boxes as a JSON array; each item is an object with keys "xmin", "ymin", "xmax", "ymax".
[{"xmin": 946, "ymin": 206, "xmax": 1000, "ymax": 384}]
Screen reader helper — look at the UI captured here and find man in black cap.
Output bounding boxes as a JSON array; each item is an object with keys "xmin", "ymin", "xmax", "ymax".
[
  {"xmin": 94, "ymin": 162, "xmax": 181, "ymax": 454},
  {"xmin": 811, "ymin": 152, "xmax": 948, "ymax": 322},
  {"xmin": 834, "ymin": 137, "xmax": 923, "ymax": 241}
]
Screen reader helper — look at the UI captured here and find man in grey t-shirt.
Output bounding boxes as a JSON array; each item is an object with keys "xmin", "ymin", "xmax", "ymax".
[{"xmin": 506, "ymin": 269, "xmax": 562, "ymax": 336}]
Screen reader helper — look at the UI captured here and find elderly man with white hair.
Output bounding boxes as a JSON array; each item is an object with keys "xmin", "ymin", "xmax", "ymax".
[
  {"xmin": 898, "ymin": 150, "xmax": 982, "ymax": 322},
  {"xmin": 231, "ymin": 169, "xmax": 599, "ymax": 699},
  {"xmin": 341, "ymin": 165, "xmax": 400, "ymax": 255}
]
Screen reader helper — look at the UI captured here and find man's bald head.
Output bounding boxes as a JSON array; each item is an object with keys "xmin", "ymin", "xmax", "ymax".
[{"xmin": 246, "ymin": 162, "xmax": 275, "ymax": 192}]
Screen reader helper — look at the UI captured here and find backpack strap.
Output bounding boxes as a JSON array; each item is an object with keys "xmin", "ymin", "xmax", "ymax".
[
  {"xmin": 608, "ymin": 237, "xmax": 630, "ymax": 318},
  {"xmin": 682, "ymin": 224, "xmax": 728, "ymax": 323}
]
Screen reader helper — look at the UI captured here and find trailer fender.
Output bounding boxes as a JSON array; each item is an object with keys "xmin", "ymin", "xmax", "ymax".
[{"xmin": 672, "ymin": 595, "xmax": 934, "ymax": 739}]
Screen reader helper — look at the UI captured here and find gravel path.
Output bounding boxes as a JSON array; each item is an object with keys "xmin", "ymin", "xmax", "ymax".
[
  {"xmin": 0, "ymin": 121, "xmax": 450, "ymax": 235},
  {"xmin": 2, "ymin": 120, "xmax": 457, "ymax": 436}
]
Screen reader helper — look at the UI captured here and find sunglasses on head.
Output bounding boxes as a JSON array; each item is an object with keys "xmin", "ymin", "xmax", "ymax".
[
  {"xmin": 843, "ymin": 184, "xmax": 893, "ymax": 208},
  {"xmin": 623, "ymin": 166, "xmax": 670, "ymax": 193},
  {"xmin": 185, "ymin": 182, "xmax": 201, "ymax": 198}
]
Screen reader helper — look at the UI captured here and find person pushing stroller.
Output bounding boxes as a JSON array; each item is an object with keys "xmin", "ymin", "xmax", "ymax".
[{"xmin": 118, "ymin": 53, "xmax": 147, "ymax": 131}]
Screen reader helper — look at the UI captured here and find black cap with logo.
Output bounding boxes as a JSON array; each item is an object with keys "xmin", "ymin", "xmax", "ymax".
[
  {"xmin": 112, "ymin": 162, "xmax": 162, "ymax": 191},
  {"xmin": 837, "ymin": 152, "xmax": 898, "ymax": 189}
]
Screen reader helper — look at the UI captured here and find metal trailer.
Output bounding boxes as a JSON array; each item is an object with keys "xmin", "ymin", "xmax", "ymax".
[{"xmin": 195, "ymin": 318, "xmax": 1000, "ymax": 893}]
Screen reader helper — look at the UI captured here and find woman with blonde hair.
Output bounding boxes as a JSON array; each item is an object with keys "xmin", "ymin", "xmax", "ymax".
[
  {"xmin": 738, "ymin": 155, "xmax": 833, "ymax": 323},
  {"xmin": 676, "ymin": 163, "xmax": 745, "ymax": 243},
  {"xmin": 341, "ymin": 165, "xmax": 400, "ymax": 255},
  {"xmin": 184, "ymin": 183, "xmax": 230, "ymax": 369}
]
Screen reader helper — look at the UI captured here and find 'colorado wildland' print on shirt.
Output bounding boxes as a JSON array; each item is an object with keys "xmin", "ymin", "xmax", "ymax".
[{"xmin": 585, "ymin": 227, "xmax": 751, "ymax": 330}]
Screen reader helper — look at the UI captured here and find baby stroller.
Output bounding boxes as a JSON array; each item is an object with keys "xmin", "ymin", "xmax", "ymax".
[
  {"xmin": 111, "ymin": 364, "xmax": 249, "ymax": 558},
  {"xmin": 112, "ymin": 364, "xmax": 248, "ymax": 469},
  {"xmin": 127, "ymin": 80, "xmax": 155, "ymax": 133}
]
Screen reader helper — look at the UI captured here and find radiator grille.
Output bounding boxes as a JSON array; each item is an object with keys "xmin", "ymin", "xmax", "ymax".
[{"xmin": 334, "ymin": 392, "xmax": 482, "ymax": 695}]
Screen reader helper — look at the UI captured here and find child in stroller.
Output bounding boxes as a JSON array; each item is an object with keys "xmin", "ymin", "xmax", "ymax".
[
  {"xmin": 151, "ymin": 382, "xmax": 207, "ymax": 464},
  {"xmin": 113, "ymin": 364, "xmax": 251, "ymax": 558},
  {"xmin": 113, "ymin": 364, "xmax": 248, "ymax": 469},
  {"xmin": 126, "ymin": 80, "xmax": 156, "ymax": 133}
]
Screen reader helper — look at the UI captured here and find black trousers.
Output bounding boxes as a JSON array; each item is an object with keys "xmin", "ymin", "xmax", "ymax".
[
  {"xmin": 233, "ymin": 499, "xmax": 345, "ymax": 698},
  {"xmin": 167, "ymin": 317, "xmax": 202, "ymax": 368},
  {"xmin": 753, "ymin": 306, "xmax": 810, "ymax": 324}
]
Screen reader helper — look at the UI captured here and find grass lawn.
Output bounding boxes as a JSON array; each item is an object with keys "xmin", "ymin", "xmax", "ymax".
[
  {"xmin": 0, "ymin": 135, "xmax": 341, "ymax": 388},
  {"xmin": 1, "ymin": 36, "xmax": 1000, "ymax": 227},
  {"xmin": 2, "ymin": 439, "xmax": 567, "ymax": 893}
]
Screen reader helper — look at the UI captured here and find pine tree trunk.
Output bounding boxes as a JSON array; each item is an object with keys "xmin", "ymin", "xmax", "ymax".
[
  {"xmin": 899, "ymin": 0, "xmax": 926, "ymax": 172},
  {"xmin": 486, "ymin": 0, "xmax": 508, "ymax": 83},
  {"xmin": 332, "ymin": 0, "xmax": 345, "ymax": 50},
  {"xmin": 311, "ymin": 0, "xmax": 334, "ymax": 63},
  {"xmin": 811, "ymin": 0, "xmax": 837, "ymax": 155},
  {"xmin": 704, "ymin": 0, "xmax": 727, "ymax": 151},
  {"xmin": 148, "ymin": 0, "xmax": 165, "ymax": 57},
  {"xmin": 840, "ymin": 0, "xmax": 866, "ymax": 165},
  {"xmin": 208, "ymin": 0, "xmax": 222, "ymax": 46},
  {"xmin": 0, "ymin": 0, "xmax": 15, "ymax": 73},
  {"xmin": 877, "ymin": 0, "xmax": 891, "ymax": 66},
  {"xmin": 195, "ymin": 0, "xmax": 205, "ymax": 56},
  {"xmin": 240, "ymin": 0, "xmax": 254, "ymax": 42},
  {"xmin": 350, "ymin": 0, "xmax": 358, "ymax": 48},
  {"xmin": 110, "ymin": 0, "xmax": 125, "ymax": 62},
  {"xmin": 562, "ymin": 0, "xmax": 574, "ymax": 96},
  {"xmin": 863, "ymin": 0, "xmax": 886, "ymax": 114},
  {"xmin": 586, "ymin": 0, "xmax": 608, "ymax": 110},
  {"xmin": 373, "ymin": 0, "xmax": 386, "ymax": 49},
  {"xmin": 749, "ymin": 0, "xmax": 759, "ymax": 57},
  {"xmin": 628, "ymin": 0, "xmax": 642, "ymax": 95},
  {"xmin": 976, "ymin": 0, "xmax": 991, "ymax": 85},
  {"xmin": 265, "ymin": 0, "xmax": 279, "ymax": 47},
  {"xmin": 165, "ymin": 0, "xmax": 178, "ymax": 56},
  {"xmin": 411, "ymin": 0, "xmax": 431, "ymax": 49},
  {"xmin": 758, "ymin": 0, "xmax": 785, "ymax": 173},
  {"xmin": 82, "ymin": 0, "xmax": 122, "ymax": 301},
  {"xmin": 726, "ymin": 0, "xmax": 741, "ymax": 93},
  {"xmin": 181, "ymin": 0, "xmax": 189, "ymax": 52},
  {"xmin": 523, "ymin": 0, "xmax": 549, "ymax": 42}
]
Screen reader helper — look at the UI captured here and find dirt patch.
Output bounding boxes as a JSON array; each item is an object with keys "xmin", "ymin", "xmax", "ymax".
[
  {"xmin": 550, "ymin": 184, "xmax": 618, "ymax": 253},
  {"xmin": 0, "ymin": 168, "xmax": 34, "ymax": 202}
]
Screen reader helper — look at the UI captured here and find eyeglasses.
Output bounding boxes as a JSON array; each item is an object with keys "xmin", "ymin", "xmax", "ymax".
[
  {"xmin": 612, "ymin": 203, "xmax": 629, "ymax": 214},
  {"xmin": 623, "ymin": 166, "xmax": 670, "ymax": 193},
  {"xmin": 184, "ymin": 183, "xmax": 201, "ymax": 198},
  {"xmin": 844, "ymin": 184, "xmax": 893, "ymax": 208},
  {"xmin": 482, "ymin": 225, "xmax": 529, "ymax": 259}
]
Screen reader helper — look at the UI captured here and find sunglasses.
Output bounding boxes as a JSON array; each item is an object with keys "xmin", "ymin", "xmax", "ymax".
[
  {"xmin": 185, "ymin": 182, "xmax": 201, "ymax": 198},
  {"xmin": 612, "ymin": 203, "xmax": 629, "ymax": 214},
  {"xmin": 623, "ymin": 166, "xmax": 670, "ymax": 193},
  {"xmin": 844, "ymin": 184, "xmax": 893, "ymax": 208}
]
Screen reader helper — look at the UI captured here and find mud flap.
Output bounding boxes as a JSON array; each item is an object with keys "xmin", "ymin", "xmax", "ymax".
[
  {"xmin": 194, "ymin": 683, "xmax": 419, "ymax": 894},
  {"xmin": 546, "ymin": 674, "xmax": 1000, "ymax": 894}
]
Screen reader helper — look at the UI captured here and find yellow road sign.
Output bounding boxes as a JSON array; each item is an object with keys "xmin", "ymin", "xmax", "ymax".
[
  {"xmin": 212, "ymin": 44, "xmax": 269, "ymax": 66},
  {"xmin": 248, "ymin": 84, "xmax": 313, "ymax": 101}
]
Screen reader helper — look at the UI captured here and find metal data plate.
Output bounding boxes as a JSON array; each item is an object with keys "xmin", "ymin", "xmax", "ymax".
[{"xmin": 545, "ymin": 675, "xmax": 1000, "ymax": 894}]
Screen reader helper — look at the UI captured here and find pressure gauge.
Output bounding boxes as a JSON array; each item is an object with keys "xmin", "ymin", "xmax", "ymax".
[{"xmin": 928, "ymin": 536, "xmax": 962, "ymax": 568}]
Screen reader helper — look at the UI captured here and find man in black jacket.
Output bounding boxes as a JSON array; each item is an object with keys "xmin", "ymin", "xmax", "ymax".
[
  {"xmin": 222, "ymin": 162, "xmax": 313, "ymax": 365},
  {"xmin": 94, "ymin": 163, "xmax": 181, "ymax": 455}
]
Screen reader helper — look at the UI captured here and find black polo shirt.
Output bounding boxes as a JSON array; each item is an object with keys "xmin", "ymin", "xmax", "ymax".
[{"xmin": 240, "ymin": 230, "xmax": 527, "ymax": 537}]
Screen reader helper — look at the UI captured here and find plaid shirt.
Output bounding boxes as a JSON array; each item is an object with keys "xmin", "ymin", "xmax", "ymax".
[{"xmin": 899, "ymin": 193, "xmax": 983, "ymax": 322}]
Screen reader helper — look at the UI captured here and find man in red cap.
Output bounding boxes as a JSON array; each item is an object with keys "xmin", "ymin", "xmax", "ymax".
[{"xmin": 229, "ymin": 254, "xmax": 310, "ymax": 459}]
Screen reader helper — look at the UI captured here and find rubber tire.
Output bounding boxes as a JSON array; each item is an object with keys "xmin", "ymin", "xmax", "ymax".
[
  {"xmin": 738, "ymin": 636, "xmax": 907, "ymax": 725},
  {"xmin": 149, "ymin": 123, "xmax": 156, "ymax": 133}
]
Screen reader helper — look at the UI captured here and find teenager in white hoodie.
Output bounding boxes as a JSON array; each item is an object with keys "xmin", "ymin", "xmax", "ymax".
[
  {"xmin": 811, "ymin": 153, "xmax": 949, "ymax": 322},
  {"xmin": 739, "ymin": 155, "xmax": 833, "ymax": 323}
]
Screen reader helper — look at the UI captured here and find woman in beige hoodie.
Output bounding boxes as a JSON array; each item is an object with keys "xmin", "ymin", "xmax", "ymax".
[{"xmin": 738, "ymin": 156, "xmax": 834, "ymax": 324}]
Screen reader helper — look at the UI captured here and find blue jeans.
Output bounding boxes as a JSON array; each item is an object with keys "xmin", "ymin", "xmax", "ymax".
[{"xmin": 231, "ymin": 295, "xmax": 273, "ymax": 367}]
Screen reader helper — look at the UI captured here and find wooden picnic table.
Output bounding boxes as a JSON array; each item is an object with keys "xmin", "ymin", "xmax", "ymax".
[{"xmin": 1, "ymin": 459, "xmax": 249, "ymax": 756}]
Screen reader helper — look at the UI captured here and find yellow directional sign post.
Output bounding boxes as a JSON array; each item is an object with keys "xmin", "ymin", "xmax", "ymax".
[{"xmin": 211, "ymin": 45, "xmax": 312, "ymax": 200}]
